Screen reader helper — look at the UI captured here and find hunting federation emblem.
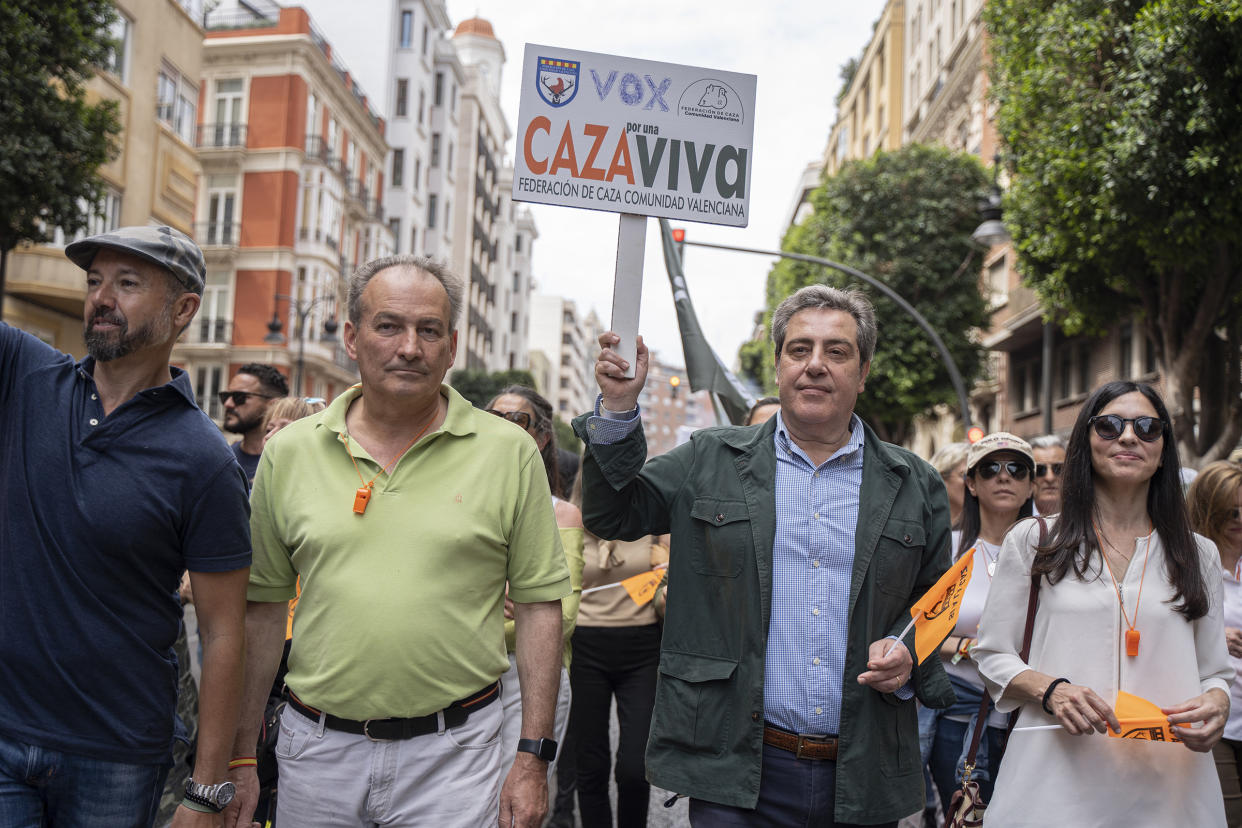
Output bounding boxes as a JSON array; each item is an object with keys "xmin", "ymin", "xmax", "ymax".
[{"xmin": 537, "ymin": 57, "xmax": 579, "ymax": 107}]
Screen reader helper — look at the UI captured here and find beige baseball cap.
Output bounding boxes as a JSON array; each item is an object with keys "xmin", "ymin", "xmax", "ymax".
[{"xmin": 966, "ymin": 432, "xmax": 1034, "ymax": 472}]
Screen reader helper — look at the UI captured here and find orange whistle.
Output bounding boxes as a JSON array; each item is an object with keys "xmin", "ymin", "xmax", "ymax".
[
  {"xmin": 353, "ymin": 486, "xmax": 371, "ymax": 515},
  {"xmin": 1125, "ymin": 628, "xmax": 1140, "ymax": 657}
]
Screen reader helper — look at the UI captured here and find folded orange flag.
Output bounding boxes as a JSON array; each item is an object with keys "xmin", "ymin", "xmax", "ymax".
[
  {"xmin": 1108, "ymin": 691, "xmax": 1182, "ymax": 743},
  {"xmin": 620, "ymin": 570, "xmax": 664, "ymax": 606},
  {"xmin": 900, "ymin": 552, "xmax": 974, "ymax": 664}
]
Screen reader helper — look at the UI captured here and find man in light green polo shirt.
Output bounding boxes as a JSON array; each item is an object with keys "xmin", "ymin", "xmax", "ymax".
[{"xmin": 222, "ymin": 255, "xmax": 571, "ymax": 828}]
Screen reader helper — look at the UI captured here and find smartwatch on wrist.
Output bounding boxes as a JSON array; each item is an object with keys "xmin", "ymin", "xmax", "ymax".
[
  {"xmin": 183, "ymin": 778, "xmax": 236, "ymax": 813},
  {"xmin": 517, "ymin": 737, "xmax": 558, "ymax": 762}
]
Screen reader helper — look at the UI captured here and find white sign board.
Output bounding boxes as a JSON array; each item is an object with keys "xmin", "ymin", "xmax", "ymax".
[{"xmin": 513, "ymin": 44, "xmax": 757, "ymax": 227}]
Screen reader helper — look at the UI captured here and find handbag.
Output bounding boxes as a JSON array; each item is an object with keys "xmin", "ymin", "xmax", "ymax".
[{"xmin": 944, "ymin": 517, "xmax": 1047, "ymax": 828}]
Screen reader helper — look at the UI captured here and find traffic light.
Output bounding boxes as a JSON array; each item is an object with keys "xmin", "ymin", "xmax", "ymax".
[
  {"xmin": 671, "ymin": 227, "xmax": 686, "ymax": 265},
  {"xmin": 669, "ymin": 375, "xmax": 681, "ymax": 398},
  {"xmin": 967, "ymin": 426, "xmax": 985, "ymax": 443}
]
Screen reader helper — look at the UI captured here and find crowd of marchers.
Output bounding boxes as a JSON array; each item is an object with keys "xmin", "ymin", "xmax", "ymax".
[{"xmin": 3, "ymin": 227, "xmax": 1242, "ymax": 828}]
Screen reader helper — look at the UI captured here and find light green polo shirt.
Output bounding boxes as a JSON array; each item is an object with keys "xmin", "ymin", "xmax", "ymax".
[{"xmin": 248, "ymin": 384, "xmax": 571, "ymax": 719}]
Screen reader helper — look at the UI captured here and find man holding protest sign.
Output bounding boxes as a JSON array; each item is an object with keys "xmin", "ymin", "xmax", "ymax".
[{"xmin": 573, "ymin": 285, "xmax": 954, "ymax": 825}]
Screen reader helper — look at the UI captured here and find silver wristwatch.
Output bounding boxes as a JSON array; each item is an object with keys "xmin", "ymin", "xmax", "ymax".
[{"xmin": 184, "ymin": 778, "xmax": 236, "ymax": 812}]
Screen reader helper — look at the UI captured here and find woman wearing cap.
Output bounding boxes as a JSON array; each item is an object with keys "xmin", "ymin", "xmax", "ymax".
[
  {"xmin": 1187, "ymin": 461, "xmax": 1242, "ymax": 825},
  {"xmin": 918, "ymin": 432, "xmax": 1034, "ymax": 810},
  {"xmin": 974, "ymin": 381, "xmax": 1231, "ymax": 826}
]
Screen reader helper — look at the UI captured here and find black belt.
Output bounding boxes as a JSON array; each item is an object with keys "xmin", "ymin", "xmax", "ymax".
[{"xmin": 285, "ymin": 681, "xmax": 500, "ymax": 741}]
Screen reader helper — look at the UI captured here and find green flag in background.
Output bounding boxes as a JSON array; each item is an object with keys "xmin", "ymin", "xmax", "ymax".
[{"xmin": 658, "ymin": 218, "xmax": 755, "ymax": 425}]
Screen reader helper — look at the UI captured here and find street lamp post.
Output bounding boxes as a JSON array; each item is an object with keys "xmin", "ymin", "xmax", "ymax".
[
  {"xmin": 263, "ymin": 292, "xmax": 339, "ymax": 396},
  {"xmin": 676, "ymin": 238, "xmax": 975, "ymax": 431}
]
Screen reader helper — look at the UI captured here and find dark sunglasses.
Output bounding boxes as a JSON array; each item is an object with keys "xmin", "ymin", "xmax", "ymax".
[
  {"xmin": 1035, "ymin": 463, "xmax": 1064, "ymax": 478},
  {"xmin": 975, "ymin": 460, "xmax": 1031, "ymax": 481},
  {"xmin": 487, "ymin": 409, "xmax": 532, "ymax": 429},
  {"xmin": 1089, "ymin": 414, "xmax": 1165, "ymax": 443},
  {"xmin": 218, "ymin": 391, "xmax": 277, "ymax": 405}
]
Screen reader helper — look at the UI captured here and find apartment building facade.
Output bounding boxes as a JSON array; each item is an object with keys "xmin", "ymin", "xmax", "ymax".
[
  {"xmin": 4, "ymin": 0, "xmax": 204, "ymax": 354},
  {"xmin": 527, "ymin": 295, "xmax": 598, "ymax": 419},
  {"xmin": 180, "ymin": 3, "xmax": 393, "ymax": 419}
]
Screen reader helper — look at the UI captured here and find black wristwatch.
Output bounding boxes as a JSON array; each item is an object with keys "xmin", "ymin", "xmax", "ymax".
[
  {"xmin": 517, "ymin": 737, "xmax": 558, "ymax": 762},
  {"xmin": 183, "ymin": 778, "xmax": 236, "ymax": 812}
]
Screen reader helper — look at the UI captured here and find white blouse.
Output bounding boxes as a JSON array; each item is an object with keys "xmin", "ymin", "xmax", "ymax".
[
  {"xmin": 974, "ymin": 517, "xmax": 1231, "ymax": 827},
  {"xmin": 944, "ymin": 531, "xmax": 1007, "ymax": 727}
]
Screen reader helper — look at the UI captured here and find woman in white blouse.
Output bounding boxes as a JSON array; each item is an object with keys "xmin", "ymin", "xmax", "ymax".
[
  {"xmin": 919, "ymin": 432, "xmax": 1034, "ymax": 811},
  {"xmin": 1189, "ymin": 461, "xmax": 1242, "ymax": 826},
  {"xmin": 975, "ymin": 381, "xmax": 1231, "ymax": 827}
]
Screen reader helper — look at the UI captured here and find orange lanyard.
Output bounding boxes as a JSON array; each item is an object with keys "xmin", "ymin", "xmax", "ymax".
[
  {"xmin": 343, "ymin": 416, "xmax": 435, "ymax": 515},
  {"xmin": 1094, "ymin": 517, "xmax": 1154, "ymax": 657}
]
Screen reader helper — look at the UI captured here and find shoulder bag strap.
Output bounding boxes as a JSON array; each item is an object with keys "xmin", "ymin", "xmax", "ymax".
[{"xmin": 1002, "ymin": 516, "xmax": 1047, "ymax": 747}]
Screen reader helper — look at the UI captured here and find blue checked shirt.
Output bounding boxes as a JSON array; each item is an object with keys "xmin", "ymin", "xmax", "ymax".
[{"xmin": 764, "ymin": 411, "xmax": 866, "ymax": 735}]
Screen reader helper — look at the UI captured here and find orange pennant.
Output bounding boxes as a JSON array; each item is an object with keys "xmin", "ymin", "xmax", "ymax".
[
  {"xmin": 286, "ymin": 576, "xmax": 301, "ymax": 641},
  {"xmin": 1108, "ymin": 691, "xmax": 1181, "ymax": 743},
  {"xmin": 620, "ymin": 570, "xmax": 663, "ymax": 606},
  {"xmin": 908, "ymin": 552, "xmax": 974, "ymax": 664}
]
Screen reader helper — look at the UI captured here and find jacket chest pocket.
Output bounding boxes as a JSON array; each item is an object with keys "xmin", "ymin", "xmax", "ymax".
[
  {"xmin": 688, "ymin": 497, "xmax": 749, "ymax": 578},
  {"xmin": 874, "ymin": 519, "xmax": 926, "ymax": 598}
]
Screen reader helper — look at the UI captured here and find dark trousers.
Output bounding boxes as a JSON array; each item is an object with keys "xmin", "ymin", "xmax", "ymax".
[
  {"xmin": 569, "ymin": 624, "xmax": 660, "ymax": 828},
  {"xmin": 689, "ymin": 743, "xmax": 897, "ymax": 828},
  {"xmin": 1214, "ymin": 737, "xmax": 1242, "ymax": 828}
]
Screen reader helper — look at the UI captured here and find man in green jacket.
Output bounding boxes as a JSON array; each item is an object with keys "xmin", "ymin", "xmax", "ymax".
[{"xmin": 573, "ymin": 285, "xmax": 954, "ymax": 826}]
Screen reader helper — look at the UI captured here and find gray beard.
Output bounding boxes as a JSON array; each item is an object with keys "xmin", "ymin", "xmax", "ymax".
[{"xmin": 84, "ymin": 318, "xmax": 162, "ymax": 362}]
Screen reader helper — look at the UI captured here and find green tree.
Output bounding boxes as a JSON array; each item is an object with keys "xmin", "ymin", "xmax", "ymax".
[
  {"xmin": 0, "ymin": 1, "xmax": 122, "ymax": 319},
  {"xmin": 985, "ymin": 0, "xmax": 1242, "ymax": 465},
  {"xmin": 448, "ymin": 368, "xmax": 539, "ymax": 408},
  {"xmin": 741, "ymin": 144, "xmax": 991, "ymax": 445}
]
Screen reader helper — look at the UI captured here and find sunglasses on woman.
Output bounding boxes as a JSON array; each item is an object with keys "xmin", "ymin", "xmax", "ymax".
[
  {"xmin": 1088, "ymin": 414, "xmax": 1165, "ymax": 442},
  {"xmin": 975, "ymin": 461, "xmax": 1031, "ymax": 481},
  {"xmin": 487, "ymin": 409, "xmax": 532, "ymax": 429}
]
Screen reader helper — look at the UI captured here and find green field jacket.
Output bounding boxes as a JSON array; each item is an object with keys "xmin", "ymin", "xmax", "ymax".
[{"xmin": 572, "ymin": 412, "xmax": 954, "ymax": 823}]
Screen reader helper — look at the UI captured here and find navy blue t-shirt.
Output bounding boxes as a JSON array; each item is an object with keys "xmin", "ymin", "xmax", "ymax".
[
  {"xmin": 0, "ymin": 323, "xmax": 251, "ymax": 765},
  {"xmin": 231, "ymin": 440, "xmax": 261, "ymax": 483}
]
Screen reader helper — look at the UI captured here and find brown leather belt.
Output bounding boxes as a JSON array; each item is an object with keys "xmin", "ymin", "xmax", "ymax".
[
  {"xmin": 762, "ymin": 725, "xmax": 839, "ymax": 760},
  {"xmin": 286, "ymin": 682, "xmax": 499, "ymax": 741}
]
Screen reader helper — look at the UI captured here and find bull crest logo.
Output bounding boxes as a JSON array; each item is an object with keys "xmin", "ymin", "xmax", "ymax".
[{"xmin": 537, "ymin": 57, "xmax": 579, "ymax": 107}]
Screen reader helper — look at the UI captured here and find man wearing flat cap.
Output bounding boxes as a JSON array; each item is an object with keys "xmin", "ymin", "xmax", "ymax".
[{"xmin": 0, "ymin": 226, "xmax": 251, "ymax": 826}]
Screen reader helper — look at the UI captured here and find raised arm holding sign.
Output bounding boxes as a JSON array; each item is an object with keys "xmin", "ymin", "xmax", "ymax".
[{"xmin": 570, "ymin": 286, "xmax": 954, "ymax": 825}]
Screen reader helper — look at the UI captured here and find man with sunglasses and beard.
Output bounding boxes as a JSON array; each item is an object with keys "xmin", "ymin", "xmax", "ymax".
[
  {"xmin": 220, "ymin": 364, "xmax": 288, "ymax": 482},
  {"xmin": 0, "ymin": 226, "xmax": 251, "ymax": 826}
]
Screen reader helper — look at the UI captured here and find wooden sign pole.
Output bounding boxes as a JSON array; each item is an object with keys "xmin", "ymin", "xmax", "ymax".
[{"xmin": 610, "ymin": 213, "xmax": 647, "ymax": 378}]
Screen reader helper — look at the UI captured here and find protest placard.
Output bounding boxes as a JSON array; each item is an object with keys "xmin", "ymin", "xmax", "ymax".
[
  {"xmin": 513, "ymin": 44, "xmax": 757, "ymax": 226},
  {"xmin": 513, "ymin": 44, "xmax": 757, "ymax": 375}
]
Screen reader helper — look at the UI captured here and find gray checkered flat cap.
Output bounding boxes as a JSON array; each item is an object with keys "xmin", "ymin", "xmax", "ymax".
[{"xmin": 66, "ymin": 225, "xmax": 205, "ymax": 295}]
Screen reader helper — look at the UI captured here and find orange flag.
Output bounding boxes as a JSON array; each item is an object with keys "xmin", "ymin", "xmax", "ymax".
[
  {"xmin": 904, "ymin": 552, "xmax": 974, "ymax": 664},
  {"xmin": 620, "ymin": 570, "xmax": 663, "ymax": 605},
  {"xmin": 1108, "ymin": 691, "xmax": 1182, "ymax": 743}
]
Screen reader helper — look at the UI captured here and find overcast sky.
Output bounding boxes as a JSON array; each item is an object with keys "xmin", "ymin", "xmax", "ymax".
[{"xmin": 298, "ymin": 0, "xmax": 888, "ymax": 370}]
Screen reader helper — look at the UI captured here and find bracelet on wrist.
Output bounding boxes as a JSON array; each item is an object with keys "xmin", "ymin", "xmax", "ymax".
[
  {"xmin": 1042, "ymin": 677, "xmax": 1071, "ymax": 715},
  {"xmin": 228, "ymin": 756, "xmax": 257, "ymax": 769},
  {"xmin": 180, "ymin": 797, "xmax": 216, "ymax": 814}
]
